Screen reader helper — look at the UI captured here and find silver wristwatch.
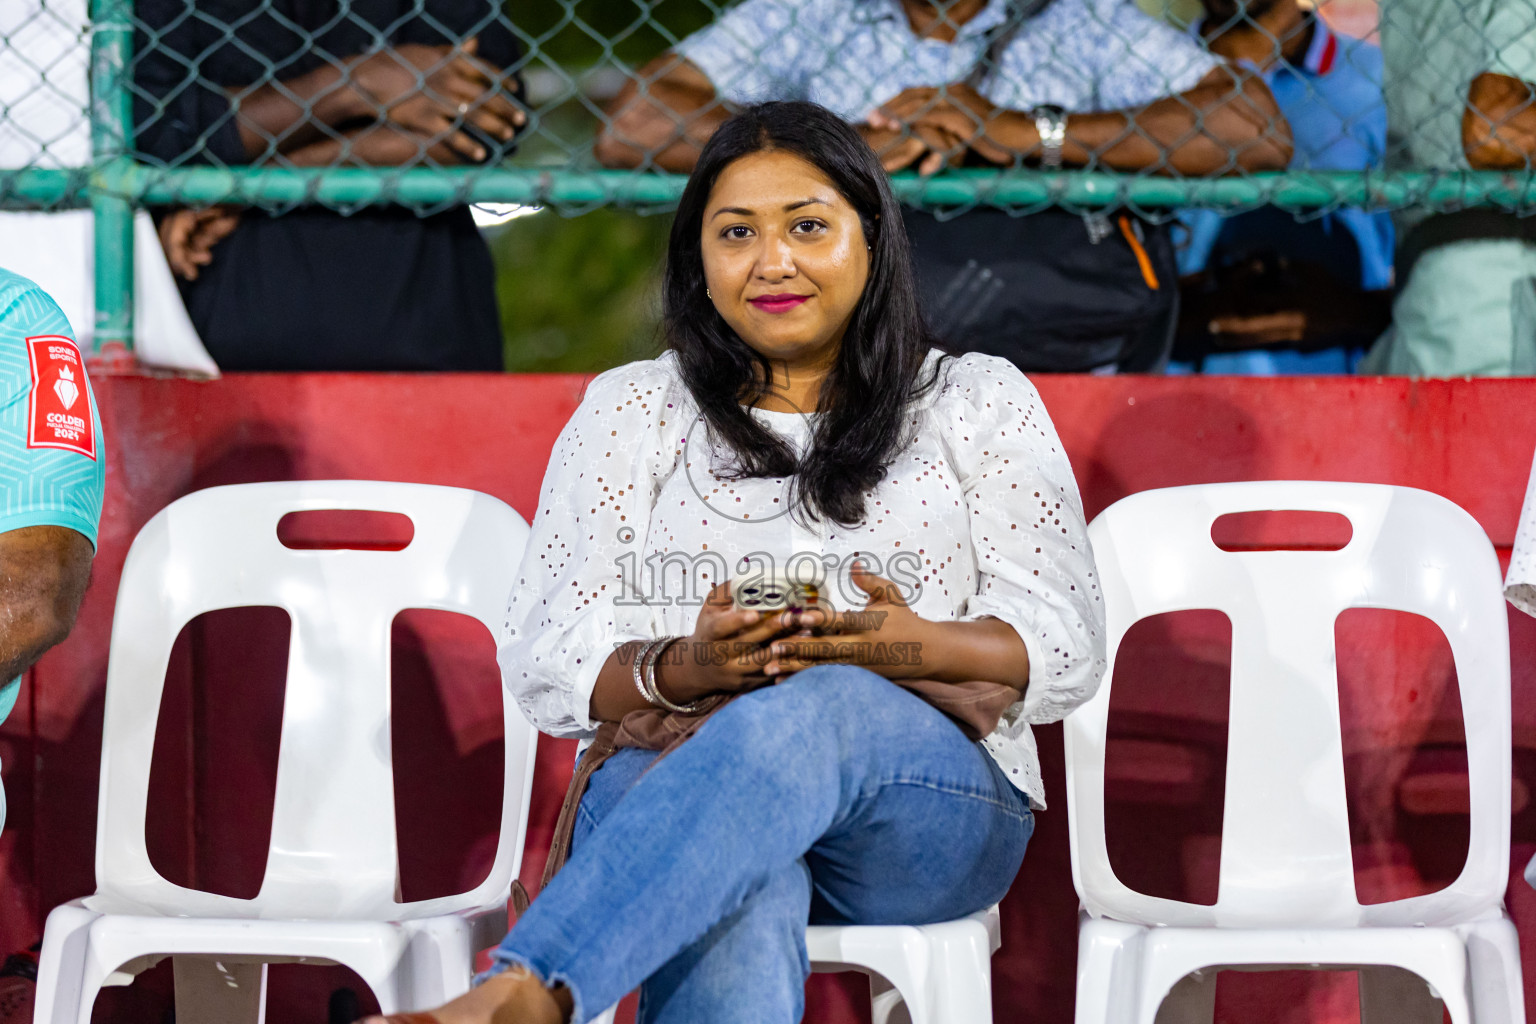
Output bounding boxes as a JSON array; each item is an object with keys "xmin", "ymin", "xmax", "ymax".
[{"xmin": 1032, "ymin": 104, "xmax": 1067, "ymax": 169}]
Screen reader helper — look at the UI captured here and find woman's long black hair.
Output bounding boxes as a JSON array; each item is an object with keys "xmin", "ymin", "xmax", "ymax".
[{"xmin": 663, "ymin": 100, "xmax": 943, "ymax": 528}]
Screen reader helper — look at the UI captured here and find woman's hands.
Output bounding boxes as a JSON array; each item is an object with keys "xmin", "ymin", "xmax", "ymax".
[
  {"xmin": 657, "ymin": 582, "xmax": 813, "ymax": 705},
  {"xmin": 763, "ymin": 562, "xmax": 1032, "ymax": 691},
  {"xmin": 590, "ymin": 563, "xmax": 1030, "ymax": 724},
  {"xmin": 763, "ymin": 562, "xmax": 934, "ymax": 679},
  {"xmin": 587, "ymin": 579, "xmax": 812, "ymax": 722}
]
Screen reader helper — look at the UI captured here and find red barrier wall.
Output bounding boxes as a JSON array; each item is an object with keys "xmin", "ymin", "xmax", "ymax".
[{"xmin": 7, "ymin": 373, "xmax": 1536, "ymax": 1023}]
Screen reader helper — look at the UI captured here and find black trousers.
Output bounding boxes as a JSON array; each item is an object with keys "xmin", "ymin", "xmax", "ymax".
[{"xmin": 179, "ymin": 205, "xmax": 504, "ymax": 372}]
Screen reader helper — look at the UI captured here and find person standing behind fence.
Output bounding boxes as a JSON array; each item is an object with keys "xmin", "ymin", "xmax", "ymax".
[
  {"xmin": 1170, "ymin": 0, "xmax": 1394, "ymax": 373},
  {"xmin": 595, "ymin": 0, "xmax": 1288, "ymax": 177},
  {"xmin": 1362, "ymin": 0, "xmax": 1536, "ymax": 376},
  {"xmin": 132, "ymin": 0, "xmax": 526, "ymax": 372}
]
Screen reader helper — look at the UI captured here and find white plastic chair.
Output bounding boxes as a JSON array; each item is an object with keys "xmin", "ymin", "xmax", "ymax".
[
  {"xmin": 1067, "ymin": 481, "xmax": 1524, "ymax": 1024},
  {"xmin": 588, "ymin": 905, "xmax": 1000, "ymax": 1024},
  {"xmin": 34, "ymin": 481, "xmax": 537, "ymax": 1024}
]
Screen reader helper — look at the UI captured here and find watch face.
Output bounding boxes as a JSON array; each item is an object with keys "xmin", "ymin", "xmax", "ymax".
[{"xmin": 1033, "ymin": 106, "xmax": 1067, "ymax": 168}]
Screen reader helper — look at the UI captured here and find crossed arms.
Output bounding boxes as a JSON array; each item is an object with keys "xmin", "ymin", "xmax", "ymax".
[
  {"xmin": 594, "ymin": 53, "xmax": 1292, "ymax": 175},
  {"xmin": 229, "ymin": 39, "xmax": 524, "ymax": 168}
]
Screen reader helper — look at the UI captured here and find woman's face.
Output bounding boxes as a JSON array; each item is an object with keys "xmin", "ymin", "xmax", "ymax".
[{"xmin": 700, "ymin": 149, "xmax": 871, "ymax": 370}]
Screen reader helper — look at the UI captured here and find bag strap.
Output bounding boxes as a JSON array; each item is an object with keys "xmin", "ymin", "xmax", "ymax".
[
  {"xmin": 964, "ymin": 0, "xmax": 1053, "ymax": 90},
  {"xmin": 1398, "ymin": 210, "xmax": 1536, "ymax": 292},
  {"xmin": 539, "ymin": 720, "xmax": 622, "ymax": 891}
]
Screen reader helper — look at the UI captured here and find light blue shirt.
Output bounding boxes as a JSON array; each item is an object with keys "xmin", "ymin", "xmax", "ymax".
[
  {"xmin": 676, "ymin": 0, "xmax": 1222, "ymax": 121},
  {"xmin": 1361, "ymin": 0, "xmax": 1536, "ymax": 377},
  {"xmin": 1176, "ymin": 20, "xmax": 1394, "ymax": 290}
]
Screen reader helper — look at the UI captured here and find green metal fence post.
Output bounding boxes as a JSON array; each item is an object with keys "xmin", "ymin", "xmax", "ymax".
[{"xmin": 89, "ymin": 0, "xmax": 136, "ymax": 363}]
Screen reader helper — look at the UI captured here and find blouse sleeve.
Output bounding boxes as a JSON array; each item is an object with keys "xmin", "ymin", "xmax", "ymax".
[
  {"xmin": 498, "ymin": 360, "xmax": 680, "ymax": 738},
  {"xmin": 938, "ymin": 353, "xmax": 1107, "ymax": 725}
]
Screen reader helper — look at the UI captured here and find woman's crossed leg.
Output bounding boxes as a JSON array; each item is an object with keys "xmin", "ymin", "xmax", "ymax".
[{"xmin": 372, "ymin": 665, "xmax": 1034, "ymax": 1024}]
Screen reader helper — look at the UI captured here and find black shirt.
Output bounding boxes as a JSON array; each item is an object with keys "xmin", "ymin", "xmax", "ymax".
[{"xmin": 133, "ymin": 0, "xmax": 522, "ymax": 371}]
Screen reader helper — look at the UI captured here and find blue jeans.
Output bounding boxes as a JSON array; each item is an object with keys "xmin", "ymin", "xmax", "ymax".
[{"xmin": 490, "ymin": 665, "xmax": 1035, "ymax": 1024}]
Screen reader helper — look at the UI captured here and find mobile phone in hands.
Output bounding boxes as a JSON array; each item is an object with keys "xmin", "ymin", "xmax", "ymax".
[{"xmin": 731, "ymin": 570, "xmax": 832, "ymax": 640}]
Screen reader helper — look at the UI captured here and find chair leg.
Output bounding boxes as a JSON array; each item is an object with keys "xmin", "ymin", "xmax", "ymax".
[
  {"xmin": 347, "ymin": 962, "xmax": 405, "ymax": 1017},
  {"xmin": 869, "ymin": 974, "xmax": 912, "ymax": 1024},
  {"xmin": 921, "ymin": 937, "xmax": 993, "ymax": 1024},
  {"xmin": 397, "ymin": 919, "xmax": 473, "ymax": 1010},
  {"xmin": 172, "ymin": 957, "xmax": 267, "ymax": 1024},
  {"xmin": 1463, "ymin": 913, "xmax": 1527, "ymax": 1024},
  {"xmin": 1075, "ymin": 915, "xmax": 1144, "ymax": 1024},
  {"xmin": 1151, "ymin": 967, "xmax": 1217, "ymax": 1024},
  {"xmin": 33, "ymin": 902, "xmax": 100, "ymax": 1024},
  {"xmin": 1358, "ymin": 965, "xmax": 1444, "ymax": 1024}
]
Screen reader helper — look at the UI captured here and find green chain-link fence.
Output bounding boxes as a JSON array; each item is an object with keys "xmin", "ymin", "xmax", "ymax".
[{"xmin": 2, "ymin": 0, "xmax": 1534, "ymax": 351}]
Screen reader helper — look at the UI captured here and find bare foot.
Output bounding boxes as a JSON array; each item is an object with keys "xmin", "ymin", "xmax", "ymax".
[{"xmin": 357, "ymin": 965, "xmax": 572, "ymax": 1024}]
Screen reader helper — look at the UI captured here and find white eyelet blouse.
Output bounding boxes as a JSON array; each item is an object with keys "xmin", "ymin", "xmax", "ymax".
[{"xmin": 499, "ymin": 348, "xmax": 1107, "ymax": 809}]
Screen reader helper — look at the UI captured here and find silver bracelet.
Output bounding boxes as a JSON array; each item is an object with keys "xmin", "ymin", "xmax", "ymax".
[
  {"xmin": 643, "ymin": 636, "xmax": 708, "ymax": 714},
  {"xmin": 631, "ymin": 638, "xmax": 666, "ymax": 707},
  {"xmin": 1032, "ymin": 104, "xmax": 1067, "ymax": 169}
]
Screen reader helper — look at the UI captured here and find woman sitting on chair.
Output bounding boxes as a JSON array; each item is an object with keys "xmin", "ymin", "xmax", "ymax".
[{"xmin": 366, "ymin": 100, "xmax": 1106, "ymax": 1024}]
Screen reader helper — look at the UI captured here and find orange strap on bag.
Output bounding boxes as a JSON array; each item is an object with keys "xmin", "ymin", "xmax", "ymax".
[{"xmin": 1118, "ymin": 215, "xmax": 1161, "ymax": 290}]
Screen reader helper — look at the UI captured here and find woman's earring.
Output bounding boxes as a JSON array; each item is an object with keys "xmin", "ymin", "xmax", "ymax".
[{"xmin": 706, "ymin": 288, "xmax": 712, "ymax": 299}]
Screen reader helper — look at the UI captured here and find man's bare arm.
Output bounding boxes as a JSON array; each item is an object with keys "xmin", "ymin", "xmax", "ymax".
[
  {"xmin": 875, "ymin": 67, "xmax": 1293, "ymax": 176},
  {"xmin": 227, "ymin": 64, "xmax": 371, "ymax": 158},
  {"xmin": 0, "ymin": 526, "xmax": 92, "ymax": 682},
  {"xmin": 1055, "ymin": 66, "xmax": 1293, "ymax": 174},
  {"xmin": 1464, "ymin": 71, "xmax": 1536, "ymax": 170},
  {"xmin": 595, "ymin": 54, "xmax": 733, "ymax": 172},
  {"xmin": 278, "ymin": 120, "xmax": 496, "ymax": 167}
]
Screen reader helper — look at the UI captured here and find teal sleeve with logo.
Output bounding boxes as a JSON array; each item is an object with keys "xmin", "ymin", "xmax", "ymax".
[
  {"xmin": 0, "ymin": 267, "xmax": 106, "ymax": 727},
  {"xmin": 0, "ymin": 267, "xmax": 104, "ymax": 548}
]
